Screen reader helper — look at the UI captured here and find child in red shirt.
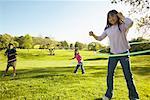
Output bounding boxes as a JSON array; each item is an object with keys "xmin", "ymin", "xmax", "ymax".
[{"xmin": 72, "ymin": 48, "xmax": 85, "ymax": 74}]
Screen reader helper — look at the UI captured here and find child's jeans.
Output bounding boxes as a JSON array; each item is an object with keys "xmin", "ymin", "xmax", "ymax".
[
  {"xmin": 74, "ymin": 62, "xmax": 85, "ymax": 74},
  {"xmin": 105, "ymin": 55, "xmax": 139, "ymax": 99}
]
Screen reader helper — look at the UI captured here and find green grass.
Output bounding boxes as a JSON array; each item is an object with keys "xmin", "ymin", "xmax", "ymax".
[{"xmin": 0, "ymin": 49, "xmax": 150, "ymax": 100}]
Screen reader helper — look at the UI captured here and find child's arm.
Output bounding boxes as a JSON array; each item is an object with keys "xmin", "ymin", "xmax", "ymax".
[
  {"xmin": 89, "ymin": 31, "xmax": 99, "ymax": 40},
  {"xmin": 70, "ymin": 57, "xmax": 75, "ymax": 60},
  {"xmin": 89, "ymin": 31, "xmax": 107, "ymax": 41},
  {"xmin": 72, "ymin": 56, "xmax": 76, "ymax": 59},
  {"xmin": 124, "ymin": 18, "xmax": 133, "ymax": 30},
  {"xmin": 117, "ymin": 12, "xmax": 133, "ymax": 30},
  {"xmin": 117, "ymin": 12, "xmax": 125, "ymax": 23}
]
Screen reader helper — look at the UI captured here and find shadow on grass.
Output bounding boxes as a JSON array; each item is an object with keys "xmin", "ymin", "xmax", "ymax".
[
  {"xmin": 1, "ymin": 65, "xmax": 149, "ymax": 81},
  {"xmin": 90, "ymin": 71, "xmax": 106, "ymax": 77},
  {"xmin": 94, "ymin": 98, "xmax": 102, "ymax": 100},
  {"xmin": 132, "ymin": 66, "xmax": 150, "ymax": 76},
  {"xmin": 16, "ymin": 66, "xmax": 73, "ymax": 79},
  {"xmin": 18, "ymin": 53, "xmax": 48, "ymax": 59},
  {"xmin": 84, "ymin": 58, "xmax": 107, "ymax": 61},
  {"xmin": 0, "ymin": 66, "xmax": 72, "ymax": 81},
  {"xmin": 86, "ymin": 65, "xmax": 150, "ymax": 78},
  {"xmin": 0, "ymin": 66, "xmax": 106, "ymax": 81}
]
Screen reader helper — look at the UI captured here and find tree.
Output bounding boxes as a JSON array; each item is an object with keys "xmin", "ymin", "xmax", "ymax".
[
  {"xmin": 60, "ymin": 41, "xmax": 69, "ymax": 49},
  {"xmin": 56, "ymin": 42, "xmax": 62, "ymax": 49},
  {"xmin": 32, "ymin": 37, "xmax": 43, "ymax": 48},
  {"xmin": 75, "ymin": 42, "xmax": 87, "ymax": 50},
  {"xmin": 14, "ymin": 36, "xmax": 24, "ymax": 48},
  {"xmin": 43, "ymin": 37, "xmax": 53, "ymax": 49},
  {"xmin": 111, "ymin": 0, "xmax": 149, "ymax": 14},
  {"xmin": 22, "ymin": 34, "xmax": 33, "ymax": 49},
  {"xmin": 32, "ymin": 36, "xmax": 57, "ymax": 49},
  {"xmin": 88, "ymin": 42, "xmax": 103, "ymax": 51},
  {"xmin": 0, "ymin": 35, "xmax": 3, "ymax": 49},
  {"xmin": 12, "ymin": 41, "xmax": 19, "ymax": 48},
  {"xmin": 0, "ymin": 34, "xmax": 13, "ymax": 49},
  {"xmin": 136, "ymin": 16, "xmax": 150, "ymax": 38}
]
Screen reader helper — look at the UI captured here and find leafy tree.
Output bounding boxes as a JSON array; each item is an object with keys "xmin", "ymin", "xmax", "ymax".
[
  {"xmin": 14, "ymin": 36, "xmax": 24, "ymax": 48},
  {"xmin": 22, "ymin": 34, "xmax": 33, "ymax": 49},
  {"xmin": 32, "ymin": 37, "xmax": 43, "ymax": 47},
  {"xmin": 88, "ymin": 42, "xmax": 103, "ymax": 51},
  {"xmin": 60, "ymin": 41, "xmax": 69, "ymax": 49},
  {"xmin": 12, "ymin": 41, "xmax": 19, "ymax": 48},
  {"xmin": 0, "ymin": 34, "xmax": 13, "ymax": 49},
  {"xmin": 75, "ymin": 41, "xmax": 87, "ymax": 50}
]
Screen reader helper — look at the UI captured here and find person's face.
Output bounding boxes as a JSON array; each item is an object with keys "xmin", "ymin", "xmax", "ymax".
[
  {"xmin": 75, "ymin": 51, "xmax": 79, "ymax": 54},
  {"xmin": 9, "ymin": 45, "xmax": 13, "ymax": 49},
  {"xmin": 108, "ymin": 13, "xmax": 118, "ymax": 25}
]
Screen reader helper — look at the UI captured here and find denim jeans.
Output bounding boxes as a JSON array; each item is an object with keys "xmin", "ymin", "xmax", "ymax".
[
  {"xmin": 105, "ymin": 55, "xmax": 139, "ymax": 99},
  {"xmin": 74, "ymin": 62, "xmax": 85, "ymax": 74}
]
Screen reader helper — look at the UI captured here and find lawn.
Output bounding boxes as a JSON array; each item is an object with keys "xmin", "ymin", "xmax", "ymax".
[{"xmin": 0, "ymin": 49, "xmax": 149, "ymax": 100}]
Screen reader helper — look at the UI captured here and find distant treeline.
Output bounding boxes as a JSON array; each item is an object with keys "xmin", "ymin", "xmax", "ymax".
[
  {"xmin": 0, "ymin": 34, "xmax": 105, "ymax": 51},
  {"xmin": 0, "ymin": 34, "xmax": 149, "ymax": 54}
]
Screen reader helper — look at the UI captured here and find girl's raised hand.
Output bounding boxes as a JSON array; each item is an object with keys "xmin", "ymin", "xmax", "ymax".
[
  {"xmin": 117, "ymin": 12, "xmax": 125, "ymax": 23},
  {"xmin": 89, "ymin": 31, "xmax": 94, "ymax": 36}
]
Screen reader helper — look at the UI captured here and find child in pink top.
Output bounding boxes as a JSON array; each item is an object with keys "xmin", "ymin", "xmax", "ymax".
[{"xmin": 72, "ymin": 48, "xmax": 85, "ymax": 74}]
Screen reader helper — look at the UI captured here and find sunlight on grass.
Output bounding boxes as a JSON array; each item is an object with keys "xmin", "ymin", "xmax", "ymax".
[{"xmin": 0, "ymin": 49, "xmax": 149, "ymax": 100}]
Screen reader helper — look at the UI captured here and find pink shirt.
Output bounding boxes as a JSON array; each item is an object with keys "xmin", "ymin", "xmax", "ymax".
[{"xmin": 75, "ymin": 53, "xmax": 82, "ymax": 63}]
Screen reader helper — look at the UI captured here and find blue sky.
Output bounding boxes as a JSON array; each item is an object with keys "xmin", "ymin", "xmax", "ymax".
[{"xmin": 0, "ymin": 0, "xmax": 138, "ymax": 45}]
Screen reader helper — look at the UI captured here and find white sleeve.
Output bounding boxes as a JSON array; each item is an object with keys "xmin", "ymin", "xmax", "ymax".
[
  {"xmin": 97, "ymin": 31, "xmax": 107, "ymax": 41},
  {"xmin": 124, "ymin": 18, "xmax": 133, "ymax": 30}
]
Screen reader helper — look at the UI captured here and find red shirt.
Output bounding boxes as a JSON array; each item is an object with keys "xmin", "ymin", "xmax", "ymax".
[{"xmin": 75, "ymin": 53, "xmax": 82, "ymax": 63}]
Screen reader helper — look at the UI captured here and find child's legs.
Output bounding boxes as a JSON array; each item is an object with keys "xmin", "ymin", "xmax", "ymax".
[
  {"xmin": 4, "ymin": 63, "xmax": 10, "ymax": 74},
  {"xmin": 74, "ymin": 64, "xmax": 80, "ymax": 73},
  {"xmin": 80, "ymin": 63, "xmax": 85, "ymax": 74},
  {"xmin": 4, "ymin": 66, "xmax": 9, "ymax": 74},
  {"xmin": 12, "ymin": 67, "xmax": 16, "ymax": 74},
  {"xmin": 12, "ymin": 62, "xmax": 16, "ymax": 74},
  {"xmin": 120, "ymin": 56, "xmax": 139, "ymax": 99},
  {"xmin": 105, "ymin": 57, "xmax": 118, "ymax": 99}
]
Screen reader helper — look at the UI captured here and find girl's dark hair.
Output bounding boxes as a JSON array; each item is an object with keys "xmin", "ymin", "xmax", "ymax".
[
  {"xmin": 8, "ymin": 43, "xmax": 13, "ymax": 47},
  {"xmin": 74, "ymin": 48, "xmax": 79, "ymax": 56},
  {"xmin": 104, "ymin": 10, "xmax": 121, "ymax": 31}
]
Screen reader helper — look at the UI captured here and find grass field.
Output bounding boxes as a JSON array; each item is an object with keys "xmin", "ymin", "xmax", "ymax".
[{"xmin": 0, "ymin": 49, "xmax": 150, "ymax": 100}]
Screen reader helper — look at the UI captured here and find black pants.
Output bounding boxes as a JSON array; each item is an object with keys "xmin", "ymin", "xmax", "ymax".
[
  {"xmin": 105, "ymin": 55, "xmax": 139, "ymax": 99},
  {"xmin": 74, "ymin": 62, "xmax": 85, "ymax": 74}
]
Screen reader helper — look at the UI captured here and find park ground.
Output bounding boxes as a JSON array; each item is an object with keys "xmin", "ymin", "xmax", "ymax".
[{"xmin": 0, "ymin": 49, "xmax": 150, "ymax": 100}]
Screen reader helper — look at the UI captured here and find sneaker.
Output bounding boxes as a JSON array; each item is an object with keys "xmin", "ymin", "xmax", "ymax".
[
  {"xmin": 11, "ymin": 73, "xmax": 16, "ymax": 77},
  {"xmin": 101, "ymin": 96, "xmax": 110, "ymax": 100}
]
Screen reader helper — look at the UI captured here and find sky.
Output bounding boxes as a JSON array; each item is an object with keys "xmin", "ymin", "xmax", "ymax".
[{"xmin": 0, "ymin": 0, "xmax": 139, "ymax": 45}]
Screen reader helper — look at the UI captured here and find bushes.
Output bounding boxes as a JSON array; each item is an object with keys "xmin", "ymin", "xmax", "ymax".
[{"xmin": 129, "ymin": 37, "xmax": 150, "ymax": 54}]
